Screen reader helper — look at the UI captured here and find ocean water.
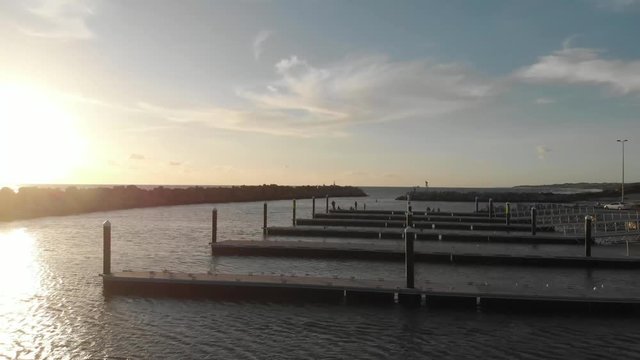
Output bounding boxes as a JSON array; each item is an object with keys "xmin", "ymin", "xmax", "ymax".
[{"xmin": 1, "ymin": 186, "xmax": 639, "ymax": 359}]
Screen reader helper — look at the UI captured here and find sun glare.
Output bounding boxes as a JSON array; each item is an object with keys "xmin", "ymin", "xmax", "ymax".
[{"xmin": 0, "ymin": 83, "xmax": 87, "ymax": 186}]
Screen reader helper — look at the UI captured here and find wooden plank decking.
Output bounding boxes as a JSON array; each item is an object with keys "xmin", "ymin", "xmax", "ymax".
[
  {"xmin": 210, "ymin": 240, "xmax": 639, "ymax": 268},
  {"xmin": 296, "ymin": 218, "xmax": 554, "ymax": 232},
  {"xmin": 266, "ymin": 226, "xmax": 580, "ymax": 244},
  {"xmin": 315, "ymin": 212, "xmax": 530, "ymax": 224},
  {"xmin": 103, "ymin": 271, "xmax": 640, "ymax": 308}
]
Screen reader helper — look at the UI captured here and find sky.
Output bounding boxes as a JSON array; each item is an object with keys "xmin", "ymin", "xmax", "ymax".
[{"xmin": 0, "ymin": 0, "xmax": 639, "ymax": 187}]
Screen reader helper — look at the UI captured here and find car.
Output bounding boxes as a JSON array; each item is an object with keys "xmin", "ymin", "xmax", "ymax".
[{"xmin": 603, "ymin": 202, "xmax": 631, "ymax": 210}]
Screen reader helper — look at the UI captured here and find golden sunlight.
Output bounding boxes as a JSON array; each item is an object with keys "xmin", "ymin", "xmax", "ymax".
[
  {"xmin": 0, "ymin": 83, "xmax": 87, "ymax": 185},
  {"xmin": 0, "ymin": 229, "xmax": 40, "ymax": 298}
]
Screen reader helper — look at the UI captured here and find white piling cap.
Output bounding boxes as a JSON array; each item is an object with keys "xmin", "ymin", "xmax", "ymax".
[{"xmin": 103, "ymin": 220, "xmax": 111, "ymax": 227}]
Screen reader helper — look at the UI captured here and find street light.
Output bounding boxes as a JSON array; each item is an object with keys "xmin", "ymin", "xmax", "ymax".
[{"xmin": 617, "ymin": 139, "xmax": 628, "ymax": 202}]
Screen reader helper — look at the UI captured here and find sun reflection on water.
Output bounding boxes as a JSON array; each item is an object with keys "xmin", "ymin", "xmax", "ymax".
[
  {"xmin": 0, "ymin": 228, "xmax": 42, "ymax": 358},
  {"xmin": 0, "ymin": 229, "xmax": 40, "ymax": 298}
]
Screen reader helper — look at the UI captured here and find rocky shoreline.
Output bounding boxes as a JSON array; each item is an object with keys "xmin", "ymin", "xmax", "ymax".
[
  {"xmin": 0, "ymin": 184, "xmax": 366, "ymax": 222},
  {"xmin": 397, "ymin": 183, "xmax": 640, "ymax": 205}
]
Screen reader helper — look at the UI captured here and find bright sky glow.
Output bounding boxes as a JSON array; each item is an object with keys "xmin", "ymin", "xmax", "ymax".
[
  {"xmin": 0, "ymin": 83, "xmax": 87, "ymax": 184},
  {"xmin": 0, "ymin": 0, "xmax": 638, "ymax": 187}
]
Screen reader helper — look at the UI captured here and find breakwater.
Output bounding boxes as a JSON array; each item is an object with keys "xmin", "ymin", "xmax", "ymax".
[
  {"xmin": 0, "ymin": 184, "xmax": 365, "ymax": 221},
  {"xmin": 396, "ymin": 185, "xmax": 640, "ymax": 203}
]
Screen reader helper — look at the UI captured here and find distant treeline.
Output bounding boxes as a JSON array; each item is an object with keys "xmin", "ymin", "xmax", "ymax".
[
  {"xmin": 397, "ymin": 183, "xmax": 640, "ymax": 203},
  {"xmin": 0, "ymin": 185, "xmax": 366, "ymax": 221}
]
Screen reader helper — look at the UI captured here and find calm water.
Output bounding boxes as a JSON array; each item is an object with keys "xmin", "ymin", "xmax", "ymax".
[{"xmin": 1, "ymin": 187, "xmax": 640, "ymax": 359}]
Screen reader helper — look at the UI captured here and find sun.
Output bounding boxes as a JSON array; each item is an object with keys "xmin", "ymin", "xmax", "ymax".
[{"xmin": 0, "ymin": 83, "xmax": 87, "ymax": 185}]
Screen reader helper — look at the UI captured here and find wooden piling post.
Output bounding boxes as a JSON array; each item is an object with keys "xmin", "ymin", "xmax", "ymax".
[
  {"xmin": 263, "ymin": 202, "xmax": 268, "ymax": 236},
  {"xmin": 489, "ymin": 198, "xmax": 494, "ymax": 219},
  {"xmin": 103, "ymin": 220, "xmax": 111, "ymax": 275},
  {"xmin": 585, "ymin": 216, "xmax": 592, "ymax": 257},
  {"xmin": 293, "ymin": 199, "xmax": 297, "ymax": 227},
  {"xmin": 325, "ymin": 195, "xmax": 329, "ymax": 213},
  {"xmin": 505, "ymin": 202, "xmax": 511, "ymax": 226},
  {"xmin": 475, "ymin": 196, "xmax": 479, "ymax": 213},
  {"xmin": 406, "ymin": 210, "xmax": 413, "ymax": 228},
  {"xmin": 405, "ymin": 227, "xmax": 414, "ymax": 289},
  {"xmin": 212, "ymin": 209, "xmax": 218, "ymax": 243},
  {"xmin": 312, "ymin": 197, "xmax": 316, "ymax": 218},
  {"xmin": 531, "ymin": 207, "xmax": 537, "ymax": 235}
]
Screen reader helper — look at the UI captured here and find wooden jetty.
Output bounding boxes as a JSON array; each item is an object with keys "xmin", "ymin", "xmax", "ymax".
[
  {"xmin": 314, "ymin": 212, "xmax": 529, "ymax": 224},
  {"xmin": 210, "ymin": 240, "xmax": 640, "ymax": 268},
  {"xmin": 101, "ymin": 208, "xmax": 631, "ymax": 310},
  {"xmin": 329, "ymin": 209, "xmax": 505, "ymax": 217},
  {"xmin": 296, "ymin": 218, "xmax": 554, "ymax": 232},
  {"xmin": 103, "ymin": 271, "xmax": 640, "ymax": 309},
  {"xmin": 266, "ymin": 226, "xmax": 580, "ymax": 244}
]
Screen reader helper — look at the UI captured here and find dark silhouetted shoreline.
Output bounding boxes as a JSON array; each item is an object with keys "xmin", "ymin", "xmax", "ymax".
[
  {"xmin": 0, "ymin": 185, "xmax": 366, "ymax": 222},
  {"xmin": 397, "ymin": 182, "xmax": 640, "ymax": 204}
]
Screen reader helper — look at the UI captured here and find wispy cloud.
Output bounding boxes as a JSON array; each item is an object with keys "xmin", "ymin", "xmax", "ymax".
[
  {"xmin": 238, "ymin": 54, "xmax": 498, "ymax": 128},
  {"xmin": 90, "ymin": 54, "xmax": 498, "ymax": 138},
  {"xmin": 169, "ymin": 161, "xmax": 182, "ymax": 166},
  {"xmin": 536, "ymin": 145, "xmax": 551, "ymax": 160},
  {"xmin": 515, "ymin": 47, "xmax": 640, "ymax": 95},
  {"xmin": 15, "ymin": 0, "xmax": 96, "ymax": 40},
  {"xmin": 252, "ymin": 30, "xmax": 272, "ymax": 60}
]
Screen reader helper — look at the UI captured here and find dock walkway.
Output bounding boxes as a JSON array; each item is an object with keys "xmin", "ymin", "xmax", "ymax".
[
  {"xmin": 297, "ymin": 218, "xmax": 553, "ymax": 232},
  {"xmin": 211, "ymin": 240, "xmax": 639, "ymax": 268},
  {"xmin": 266, "ymin": 225, "xmax": 579, "ymax": 244},
  {"xmin": 315, "ymin": 213, "xmax": 528, "ymax": 224},
  {"xmin": 103, "ymin": 271, "xmax": 640, "ymax": 308}
]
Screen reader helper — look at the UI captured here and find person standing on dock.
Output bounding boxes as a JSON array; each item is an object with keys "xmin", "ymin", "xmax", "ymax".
[
  {"xmin": 331, "ymin": 201, "xmax": 336, "ymax": 210},
  {"xmin": 355, "ymin": 201, "xmax": 358, "ymax": 210}
]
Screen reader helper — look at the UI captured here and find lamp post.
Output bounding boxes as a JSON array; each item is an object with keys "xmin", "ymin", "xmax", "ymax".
[{"xmin": 617, "ymin": 139, "xmax": 628, "ymax": 202}]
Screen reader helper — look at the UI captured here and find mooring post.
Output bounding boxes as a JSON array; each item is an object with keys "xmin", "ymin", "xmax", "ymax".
[
  {"xmin": 363, "ymin": 203, "xmax": 366, "ymax": 211},
  {"xmin": 475, "ymin": 196, "xmax": 479, "ymax": 213},
  {"xmin": 211, "ymin": 208, "xmax": 218, "ymax": 243},
  {"xmin": 585, "ymin": 215, "xmax": 592, "ymax": 257},
  {"xmin": 505, "ymin": 202, "xmax": 511, "ymax": 226},
  {"xmin": 103, "ymin": 220, "xmax": 111, "ymax": 275},
  {"xmin": 404, "ymin": 227, "xmax": 414, "ymax": 289},
  {"xmin": 325, "ymin": 195, "xmax": 329, "ymax": 213},
  {"xmin": 407, "ymin": 194, "xmax": 411, "ymax": 212},
  {"xmin": 292, "ymin": 199, "xmax": 297, "ymax": 226},
  {"xmin": 489, "ymin": 198, "xmax": 494, "ymax": 219},
  {"xmin": 531, "ymin": 207, "xmax": 537, "ymax": 235},
  {"xmin": 312, "ymin": 197, "xmax": 316, "ymax": 218},
  {"xmin": 406, "ymin": 209, "xmax": 414, "ymax": 228},
  {"xmin": 263, "ymin": 202, "xmax": 268, "ymax": 236}
]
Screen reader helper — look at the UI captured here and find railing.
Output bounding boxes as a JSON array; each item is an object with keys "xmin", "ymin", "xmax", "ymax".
[{"xmin": 496, "ymin": 203, "xmax": 640, "ymax": 241}]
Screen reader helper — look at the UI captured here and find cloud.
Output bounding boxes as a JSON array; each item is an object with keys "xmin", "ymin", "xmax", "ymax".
[
  {"xmin": 12, "ymin": 0, "xmax": 96, "ymax": 40},
  {"xmin": 536, "ymin": 145, "xmax": 551, "ymax": 160},
  {"xmin": 65, "ymin": 54, "xmax": 497, "ymax": 137},
  {"xmin": 169, "ymin": 161, "xmax": 182, "ymax": 166},
  {"xmin": 252, "ymin": 30, "xmax": 272, "ymax": 60},
  {"xmin": 239, "ymin": 55, "xmax": 498, "ymax": 126},
  {"xmin": 516, "ymin": 47, "xmax": 640, "ymax": 95},
  {"xmin": 535, "ymin": 97, "xmax": 556, "ymax": 105},
  {"xmin": 114, "ymin": 54, "xmax": 497, "ymax": 138},
  {"xmin": 129, "ymin": 153, "xmax": 145, "ymax": 160}
]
